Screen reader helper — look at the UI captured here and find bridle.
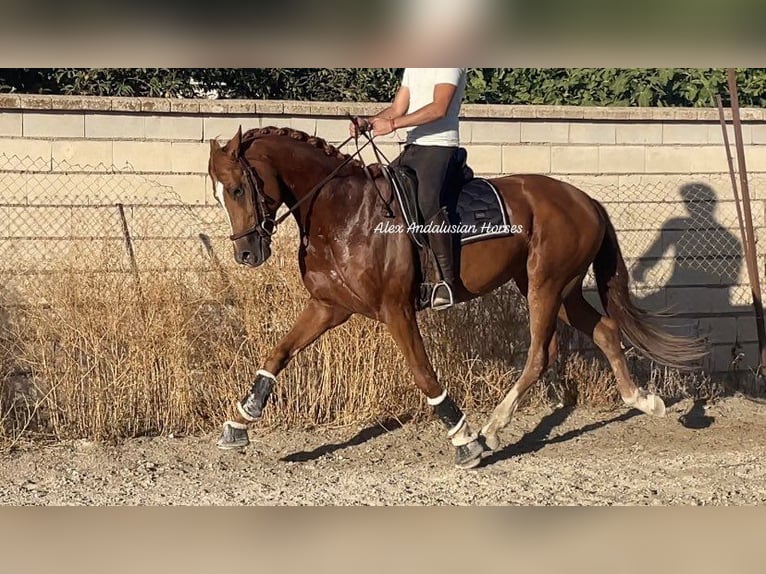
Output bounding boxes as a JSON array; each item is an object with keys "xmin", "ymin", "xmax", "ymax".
[
  {"xmin": 228, "ymin": 156, "xmax": 276, "ymax": 242},
  {"xmin": 226, "ymin": 119, "xmax": 380, "ymax": 244}
]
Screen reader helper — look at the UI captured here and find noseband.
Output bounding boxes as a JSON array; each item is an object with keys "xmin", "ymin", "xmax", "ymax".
[{"xmin": 228, "ymin": 156, "xmax": 276, "ymax": 242}]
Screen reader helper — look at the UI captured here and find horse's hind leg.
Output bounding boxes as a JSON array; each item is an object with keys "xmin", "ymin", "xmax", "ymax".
[
  {"xmin": 217, "ymin": 298, "xmax": 351, "ymax": 450},
  {"xmin": 559, "ymin": 289, "xmax": 666, "ymax": 416},
  {"xmin": 481, "ymin": 280, "xmax": 562, "ymax": 452},
  {"xmin": 383, "ymin": 303, "xmax": 485, "ymax": 469}
]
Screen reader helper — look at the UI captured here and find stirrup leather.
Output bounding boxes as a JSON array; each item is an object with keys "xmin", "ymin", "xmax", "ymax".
[{"xmin": 430, "ymin": 281, "xmax": 454, "ymax": 310}]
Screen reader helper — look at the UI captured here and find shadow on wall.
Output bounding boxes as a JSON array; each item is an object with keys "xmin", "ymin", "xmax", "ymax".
[{"xmin": 629, "ymin": 182, "xmax": 751, "ymax": 375}]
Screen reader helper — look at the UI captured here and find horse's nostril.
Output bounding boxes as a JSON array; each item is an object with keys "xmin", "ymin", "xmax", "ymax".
[{"xmin": 241, "ymin": 251, "xmax": 252, "ymax": 263}]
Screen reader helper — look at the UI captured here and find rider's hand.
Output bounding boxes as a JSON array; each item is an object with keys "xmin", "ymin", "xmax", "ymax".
[
  {"xmin": 349, "ymin": 117, "xmax": 370, "ymax": 137},
  {"xmin": 371, "ymin": 117, "xmax": 395, "ymax": 137}
]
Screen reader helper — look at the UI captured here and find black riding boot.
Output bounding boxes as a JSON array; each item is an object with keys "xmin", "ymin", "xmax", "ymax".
[{"xmin": 426, "ymin": 207, "xmax": 457, "ymax": 310}]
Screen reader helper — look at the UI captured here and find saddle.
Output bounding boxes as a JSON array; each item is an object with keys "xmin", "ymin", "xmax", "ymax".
[{"xmin": 382, "ymin": 148, "xmax": 517, "ymax": 309}]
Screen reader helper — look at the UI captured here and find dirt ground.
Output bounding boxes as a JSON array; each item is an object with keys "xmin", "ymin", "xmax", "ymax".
[{"xmin": 1, "ymin": 395, "xmax": 765, "ymax": 505}]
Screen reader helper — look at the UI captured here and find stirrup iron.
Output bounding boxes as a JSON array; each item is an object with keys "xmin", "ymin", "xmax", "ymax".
[{"xmin": 431, "ymin": 281, "xmax": 454, "ymax": 310}]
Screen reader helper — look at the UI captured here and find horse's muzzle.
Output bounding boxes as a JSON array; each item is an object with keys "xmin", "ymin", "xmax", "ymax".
[{"xmin": 234, "ymin": 238, "xmax": 271, "ymax": 267}]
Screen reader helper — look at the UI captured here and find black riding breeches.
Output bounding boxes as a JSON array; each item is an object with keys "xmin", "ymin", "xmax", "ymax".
[{"xmin": 391, "ymin": 144, "xmax": 461, "ymax": 222}]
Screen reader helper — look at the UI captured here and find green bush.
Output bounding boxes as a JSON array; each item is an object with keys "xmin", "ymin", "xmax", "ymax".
[
  {"xmin": 463, "ymin": 68, "xmax": 766, "ymax": 107},
  {"xmin": 2, "ymin": 68, "xmax": 765, "ymax": 107}
]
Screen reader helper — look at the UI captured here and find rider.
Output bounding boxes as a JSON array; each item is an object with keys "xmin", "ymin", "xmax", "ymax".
[{"xmin": 350, "ymin": 68, "xmax": 467, "ymax": 310}]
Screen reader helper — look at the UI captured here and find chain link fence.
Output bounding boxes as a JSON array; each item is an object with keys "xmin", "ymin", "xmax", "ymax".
[
  {"xmin": 561, "ymin": 172, "xmax": 766, "ymax": 372},
  {"xmin": 0, "ymin": 151, "xmax": 763, "ymax": 364},
  {"xmin": 1, "ymin": 150, "xmax": 762, "ymax": 441},
  {"xmin": 0, "ymin": 153, "xmax": 238, "ymax": 305},
  {"xmin": 574, "ymin": 176, "xmax": 764, "ymax": 312},
  {"xmin": 595, "ymin": 177, "xmax": 761, "ymax": 305}
]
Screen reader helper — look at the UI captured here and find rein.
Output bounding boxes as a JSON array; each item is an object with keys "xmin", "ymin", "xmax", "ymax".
[
  {"xmin": 229, "ymin": 132, "xmax": 376, "ymax": 242},
  {"xmin": 273, "ymin": 134, "xmax": 374, "ymax": 227}
]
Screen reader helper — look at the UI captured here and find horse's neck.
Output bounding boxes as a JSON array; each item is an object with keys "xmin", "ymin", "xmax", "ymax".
[
  {"xmin": 269, "ymin": 144, "xmax": 345, "ymax": 203},
  {"xmin": 257, "ymin": 137, "xmax": 370, "ymax": 229}
]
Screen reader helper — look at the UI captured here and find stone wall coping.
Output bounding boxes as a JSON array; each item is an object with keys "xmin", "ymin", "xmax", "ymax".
[{"xmin": 1, "ymin": 94, "xmax": 764, "ymax": 122}]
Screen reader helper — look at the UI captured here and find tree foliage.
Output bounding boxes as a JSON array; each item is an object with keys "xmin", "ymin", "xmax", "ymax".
[{"xmin": 1, "ymin": 68, "xmax": 764, "ymax": 107}]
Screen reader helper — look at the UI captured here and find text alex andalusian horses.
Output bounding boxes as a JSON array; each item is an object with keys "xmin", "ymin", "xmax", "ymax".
[{"xmin": 208, "ymin": 126, "xmax": 707, "ymax": 470}]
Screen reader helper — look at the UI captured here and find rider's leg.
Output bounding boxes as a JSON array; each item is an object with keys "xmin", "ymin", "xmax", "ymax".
[
  {"xmin": 425, "ymin": 207, "xmax": 457, "ymax": 309},
  {"xmin": 401, "ymin": 145, "xmax": 460, "ymax": 309}
]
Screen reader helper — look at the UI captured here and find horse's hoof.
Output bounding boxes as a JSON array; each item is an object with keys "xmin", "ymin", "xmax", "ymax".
[
  {"xmin": 216, "ymin": 421, "xmax": 249, "ymax": 450},
  {"xmin": 479, "ymin": 427, "xmax": 500, "ymax": 453},
  {"xmin": 645, "ymin": 393, "xmax": 666, "ymax": 417},
  {"xmin": 454, "ymin": 439, "xmax": 485, "ymax": 470},
  {"xmin": 629, "ymin": 390, "xmax": 667, "ymax": 418},
  {"xmin": 477, "ymin": 433, "xmax": 495, "ymax": 458}
]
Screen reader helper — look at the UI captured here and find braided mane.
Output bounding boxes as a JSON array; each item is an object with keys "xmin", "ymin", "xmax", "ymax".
[{"xmin": 241, "ymin": 126, "xmax": 368, "ymax": 170}]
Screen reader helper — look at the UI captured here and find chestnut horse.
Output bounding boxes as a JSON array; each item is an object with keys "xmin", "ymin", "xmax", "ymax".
[{"xmin": 209, "ymin": 126, "xmax": 706, "ymax": 469}]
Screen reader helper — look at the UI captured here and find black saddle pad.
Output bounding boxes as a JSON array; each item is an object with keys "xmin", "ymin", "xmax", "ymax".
[{"xmin": 384, "ymin": 166, "xmax": 515, "ymax": 247}]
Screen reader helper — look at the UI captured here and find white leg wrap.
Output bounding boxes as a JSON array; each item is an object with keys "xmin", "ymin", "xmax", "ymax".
[
  {"xmin": 427, "ymin": 390, "xmax": 447, "ymax": 406},
  {"xmin": 236, "ymin": 402, "xmax": 258, "ymax": 422},
  {"xmin": 446, "ymin": 415, "xmax": 467, "ymax": 438},
  {"xmin": 224, "ymin": 420, "xmax": 248, "ymax": 430},
  {"xmin": 448, "ymin": 417, "xmax": 478, "ymax": 447},
  {"xmin": 256, "ymin": 369, "xmax": 277, "ymax": 381}
]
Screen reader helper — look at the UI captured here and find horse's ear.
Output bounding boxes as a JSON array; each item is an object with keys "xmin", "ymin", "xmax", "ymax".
[
  {"xmin": 209, "ymin": 139, "xmax": 222, "ymax": 154},
  {"xmin": 227, "ymin": 126, "xmax": 243, "ymax": 160}
]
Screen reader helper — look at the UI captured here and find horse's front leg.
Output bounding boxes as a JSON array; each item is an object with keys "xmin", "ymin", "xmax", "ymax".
[
  {"xmin": 383, "ymin": 304, "xmax": 487, "ymax": 469},
  {"xmin": 217, "ymin": 298, "xmax": 351, "ymax": 449}
]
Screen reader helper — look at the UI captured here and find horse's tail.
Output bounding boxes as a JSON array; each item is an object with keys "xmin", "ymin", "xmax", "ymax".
[{"xmin": 591, "ymin": 199, "xmax": 708, "ymax": 370}]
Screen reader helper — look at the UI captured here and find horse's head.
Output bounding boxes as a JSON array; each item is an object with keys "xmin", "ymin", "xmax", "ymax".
[{"xmin": 208, "ymin": 126, "xmax": 280, "ymax": 267}]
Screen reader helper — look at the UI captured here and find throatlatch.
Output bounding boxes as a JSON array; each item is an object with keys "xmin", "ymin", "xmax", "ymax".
[{"xmin": 237, "ymin": 370, "xmax": 276, "ymax": 422}]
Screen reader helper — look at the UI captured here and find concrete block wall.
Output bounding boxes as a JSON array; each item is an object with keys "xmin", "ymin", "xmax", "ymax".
[{"xmin": 1, "ymin": 94, "xmax": 766, "ymax": 373}]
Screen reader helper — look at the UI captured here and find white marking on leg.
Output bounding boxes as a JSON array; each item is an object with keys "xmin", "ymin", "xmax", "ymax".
[
  {"xmin": 214, "ymin": 180, "xmax": 234, "ymax": 234},
  {"xmin": 492, "ymin": 387, "xmax": 521, "ymax": 429},
  {"xmin": 622, "ymin": 388, "xmax": 639, "ymax": 407},
  {"xmin": 481, "ymin": 387, "xmax": 521, "ymax": 451},
  {"xmin": 626, "ymin": 389, "xmax": 666, "ymax": 417},
  {"xmin": 427, "ymin": 390, "xmax": 447, "ymax": 406}
]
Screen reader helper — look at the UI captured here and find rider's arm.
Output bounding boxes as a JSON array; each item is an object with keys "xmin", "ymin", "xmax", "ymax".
[
  {"xmin": 631, "ymin": 225, "xmax": 671, "ymax": 282},
  {"xmin": 351, "ymin": 71, "xmax": 410, "ymax": 136},
  {"xmin": 352, "ymin": 86, "xmax": 409, "ymax": 135},
  {"xmin": 373, "ymin": 85, "xmax": 410, "ymax": 121},
  {"xmin": 370, "ymin": 68, "xmax": 461, "ymax": 135},
  {"xmin": 389, "ymin": 83, "xmax": 456, "ymax": 130}
]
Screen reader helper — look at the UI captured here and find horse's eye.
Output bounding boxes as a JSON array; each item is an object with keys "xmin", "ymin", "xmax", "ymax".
[{"xmin": 232, "ymin": 187, "xmax": 244, "ymax": 199}]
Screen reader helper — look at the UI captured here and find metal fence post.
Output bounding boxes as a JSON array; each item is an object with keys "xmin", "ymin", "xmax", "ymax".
[
  {"xmin": 723, "ymin": 69, "xmax": 766, "ymax": 375},
  {"xmin": 116, "ymin": 203, "xmax": 145, "ymax": 313}
]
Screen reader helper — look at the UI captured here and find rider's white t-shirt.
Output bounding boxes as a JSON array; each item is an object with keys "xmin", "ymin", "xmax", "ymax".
[{"xmin": 401, "ymin": 68, "xmax": 466, "ymax": 147}]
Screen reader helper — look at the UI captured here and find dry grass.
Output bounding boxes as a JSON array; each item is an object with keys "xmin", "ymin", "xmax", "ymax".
[{"xmin": 0, "ymin": 231, "xmax": 721, "ymax": 443}]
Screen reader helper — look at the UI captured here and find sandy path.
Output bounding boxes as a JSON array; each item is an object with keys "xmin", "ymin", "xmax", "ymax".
[{"xmin": 2, "ymin": 396, "xmax": 765, "ymax": 505}]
